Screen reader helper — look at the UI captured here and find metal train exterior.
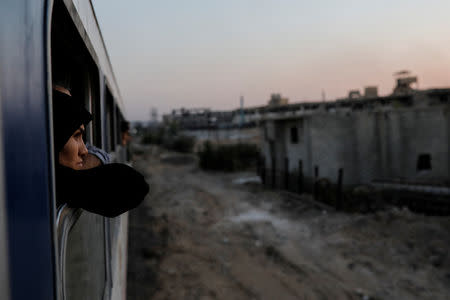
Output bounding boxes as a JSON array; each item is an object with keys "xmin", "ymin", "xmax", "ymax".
[{"xmin": 1, "ymin": 1, "xmax": 130, "ymax": 299}]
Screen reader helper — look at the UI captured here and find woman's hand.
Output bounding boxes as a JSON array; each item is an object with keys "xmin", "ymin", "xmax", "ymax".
[{"xmin": 82, "ymin": 153, "xmax": 102, "ymax": 169}]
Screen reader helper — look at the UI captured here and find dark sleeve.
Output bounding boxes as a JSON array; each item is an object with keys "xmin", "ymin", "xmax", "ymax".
[{"xmin": 56, "ymin": 163, "xmax": 149, "ymax": 217}]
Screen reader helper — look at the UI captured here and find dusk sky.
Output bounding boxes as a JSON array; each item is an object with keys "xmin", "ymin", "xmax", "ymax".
[{"xmin": 92, "ymin": 0, "xmax": 450, "ymax": 121}]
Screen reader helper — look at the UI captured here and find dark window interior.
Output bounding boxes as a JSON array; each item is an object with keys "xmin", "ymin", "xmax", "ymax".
[
  {"xmin": 91, "ymin": 79, "xmax": 102, "ymax": 148},
  {"xmin": 105, "ymin": 88, "xmax": 115, "ymax": 152},
  {"xmin": 290, "ymin": 127, "xmax": 298, "ymax": 144},
  {"xmin": 115, "ymin": 106, "xmax": 123, "ymax": 145},
  {"xmin": 417, "ymin": 154, "xmax": 432, "ymax": 171}
]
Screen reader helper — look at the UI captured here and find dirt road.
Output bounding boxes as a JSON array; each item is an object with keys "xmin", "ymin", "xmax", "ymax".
[{"xmin": 127, "ymin": 147, "xmax": 450, "ymax": 300}]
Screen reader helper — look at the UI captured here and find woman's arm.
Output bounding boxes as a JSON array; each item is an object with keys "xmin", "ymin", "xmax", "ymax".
[{"xmin": 83, "ymin": 143, "xmax": 111, "ymax": 169}]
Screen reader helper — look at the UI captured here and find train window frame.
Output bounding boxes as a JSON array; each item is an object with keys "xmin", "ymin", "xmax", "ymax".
[
  {"xmin": 50, "ymin": 2, "xmax": 112, "ymax": 300},
  {"xmin": 105, "ymin": 86, "xmax": 116, "ymax": 152},
  {"xmin": 82, "ymin": 67, "xmax": 100, "ymax": 145},
  {"xmin": 84, "ymin": 71, "xmax": 93, "ymax": 143},
  {"xmin": 55, "ymin": 205, "xmax": 83, "ymax": 300},
  {"xmin": 0, "ymin": 98, "xmax": 10, "ymax": 300},
  {"xmin": 91, "ymin": 72, "xmax": 102, "ymax": 148},
  {"xmin": 115, "ymin": 106, "xmax": 122, "ymax": 147},
  {"xmin": 52, "ymin": 83, "xmax": 111, "ymax": 297}
]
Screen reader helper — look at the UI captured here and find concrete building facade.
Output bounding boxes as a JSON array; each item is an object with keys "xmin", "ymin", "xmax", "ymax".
[{"xmin": 260, "ymin": 89, "xmax": 450, "ymax": 189}]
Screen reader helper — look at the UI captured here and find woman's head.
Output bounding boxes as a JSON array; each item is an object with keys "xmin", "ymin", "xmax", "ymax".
[
  {"xmin": 53, "ymin": 88, "xmax": 92, "ymax": 169},
  {"xmin": 58, "ymin": 124, "xmax": 88, "ymax": 170}
]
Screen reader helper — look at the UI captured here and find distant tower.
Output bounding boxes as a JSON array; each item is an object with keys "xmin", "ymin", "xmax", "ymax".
[
  {"xmin": 150, "ymin": 107, "xmax": 158, "ymax": 123},
  {"xmin": 393, "ymin": 70, "xmax": 418, "ymax": 95},
  {"xmin": 321, "ymin": 89, "xmax": 326, "ymax": 102}
]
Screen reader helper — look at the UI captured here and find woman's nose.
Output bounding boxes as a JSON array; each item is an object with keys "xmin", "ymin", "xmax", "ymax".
[{"xmin": 79, "ymin": 141, "xmax": 88, "ymax": 157}]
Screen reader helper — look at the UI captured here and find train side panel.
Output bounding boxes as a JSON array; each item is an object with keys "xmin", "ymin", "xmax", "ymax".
[
  {"xmin": 0, "ymin": 1, "xmax": 57, "ymax": 299},
  {"xmin": 0, "ymin": 75, "xmax": 11, "ymax": 300}
]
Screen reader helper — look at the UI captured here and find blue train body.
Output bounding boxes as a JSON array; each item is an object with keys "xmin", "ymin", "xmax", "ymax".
[{"xmin": 0, "ymin": 1, "xmax": 129, "ymax": 299}]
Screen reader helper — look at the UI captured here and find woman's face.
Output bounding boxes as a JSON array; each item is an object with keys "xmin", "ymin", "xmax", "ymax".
[{"xmin": 58, "ymin": 125, "xmax": 88, "ymax": 170}]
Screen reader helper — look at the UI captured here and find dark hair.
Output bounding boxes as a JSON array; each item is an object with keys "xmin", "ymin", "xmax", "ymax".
[{"xmin": 121, "ymin": 120, "xmax": 130, "ymax": 133}]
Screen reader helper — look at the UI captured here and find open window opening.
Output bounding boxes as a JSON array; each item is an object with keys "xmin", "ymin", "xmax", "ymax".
[
  {"xmin": 417, "ymin": 154, "xmax": 432, "ymax": 171},
  {"xmin": 290, "ymin": 127, "xmax": 298, "ymax": 144},
  {"xmin": 51, "ymin": 2, "xmax": 107, "ymax": 300},
  {"xmin": 105, "ymin": 87, "xmax": 116, "ymax": 152},
  {"xmin": 51, "ymin": 1, "xmax": 100, "ymax": 147}
]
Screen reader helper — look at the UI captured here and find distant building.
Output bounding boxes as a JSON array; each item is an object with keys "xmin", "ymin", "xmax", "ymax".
[
  {"xmin": 268, "ymin": 93, "xmax": 289, "ymax": 106},
  {"xmin": 364, "ymin": 86, "xmax": 378, "ymax": 98},
  {"xmin": 259, "ymin": 84, "xmax": 450, "ymax": 190},
  {"xmin": 348, "ymin": 90, "xmax": 362, "ymax": 99},
  {"xmin": 393, "ymin": 70, "xmax": 418, "ymax": 95},
  {"xmin": 163, "ymin": 108, "xmax": 236, "ymax": 130},
  {"xmin": 345, "ymin": 87, "xmax": 379, "ymax": 99}
]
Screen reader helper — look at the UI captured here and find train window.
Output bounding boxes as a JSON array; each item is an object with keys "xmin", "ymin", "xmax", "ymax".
[
  {"xmin": 84, "ymin": 69, "xmax": 100, "ymax": 146},
  {"xmin": 91, "ymin": 78, "xmax": 102, "ymax": 148},
  {"xmin": 105, "ymin": 87, "xmax": 116, "ymax": 152},
  {"xmin": 115, "ymin": 110, "xmax": 130, "ymax": 162},
  {"xmin": 115, "ymin": 106, "xmax": 122, "ymax": 146},
  {"xmin": 51, "ymin": 2, "xmax": 108, "ymax": 300},
  {"xmin": 51, "ymin": 2, "xmax": 100, "ymax": 148}
]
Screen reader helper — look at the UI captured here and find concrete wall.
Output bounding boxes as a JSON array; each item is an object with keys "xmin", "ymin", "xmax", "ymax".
[
  {"xmin": 354, "ymin": 111, "xmax": 380, "ymax": 183},
  {"xmin": 382, "ymin": 108, "xmax": 449, "ymax": 180},
  {"xmin": 261, "ymin": 101, "xmax": 449, "ymax": 187},
  {"xmin": 309, "ymin": 113, "xmax": 359, "ymax": 185},
  {"xmin": 273, "ymin": 121, "xmax": 287, "ymax": 178},
  {"xmin": 182, "ymin": 127, "xmax": 261, "ymax": 145},
  {"xmin": 283, "ymin": 119, "xmax": 308, "ymax": 173}
]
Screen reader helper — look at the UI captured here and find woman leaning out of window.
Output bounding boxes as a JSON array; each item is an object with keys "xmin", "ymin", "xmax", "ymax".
[{"xmin": 52, "ymin": 87, "xmax": 149, "ymax": 217}]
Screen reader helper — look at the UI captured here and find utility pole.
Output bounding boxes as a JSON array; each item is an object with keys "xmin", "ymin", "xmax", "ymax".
[
  {"xmin": 239, "ymin": 95, "xmax": 244, "ymax": 128},
  {"xmin": 238, "ymin": 95, "xmax": 244, "ymax": 143},
  {"xmin": 150, "ymin": 107, "xmax": 158, "ymax": 124}
]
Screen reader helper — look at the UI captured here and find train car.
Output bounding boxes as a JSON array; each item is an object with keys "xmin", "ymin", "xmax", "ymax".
[{"xmin": 0, "ymin": 0, "xmax": 130, "ymax": 299}]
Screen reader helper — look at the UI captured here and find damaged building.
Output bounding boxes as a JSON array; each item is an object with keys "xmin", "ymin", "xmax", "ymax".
[{"xmin": 259, "ymin": 79, "xmax": 450, "ymax": 212}]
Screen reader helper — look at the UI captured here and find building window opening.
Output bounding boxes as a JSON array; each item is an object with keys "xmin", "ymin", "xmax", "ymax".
[
  {"xmin": 417, "ymin": 154, "xmax": 431, "ymax": 171},
  {"xmin": 290, "ymin": 127, "xmax": 298, "ymax": 144}
]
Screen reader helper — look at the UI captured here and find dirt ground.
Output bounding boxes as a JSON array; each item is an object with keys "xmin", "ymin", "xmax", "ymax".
[{"xmin": 127, "ymin": 146, "xmax": 450, "ymax": 300}]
